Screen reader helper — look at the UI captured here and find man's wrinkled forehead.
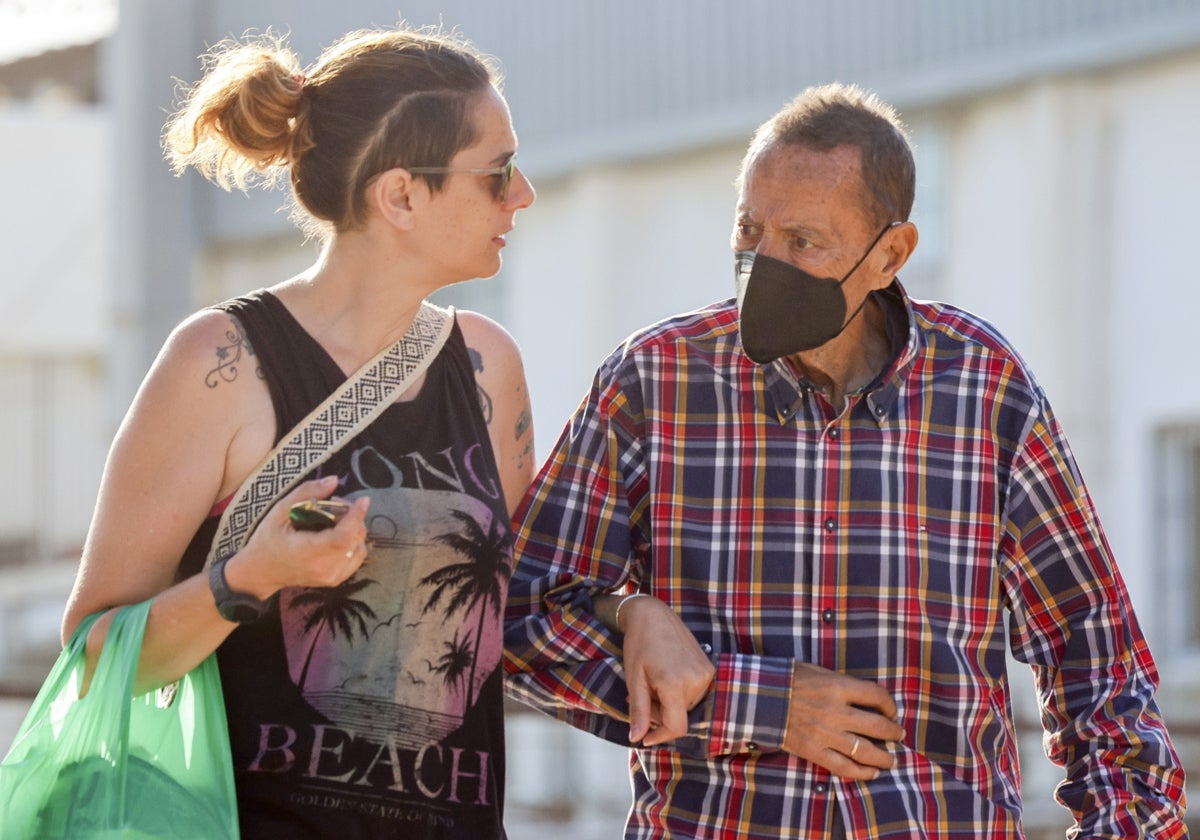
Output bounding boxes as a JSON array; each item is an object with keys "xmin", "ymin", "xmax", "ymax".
[{"xmin": 736, "ymin": 144, "xmax": 863, "ymax": 217}]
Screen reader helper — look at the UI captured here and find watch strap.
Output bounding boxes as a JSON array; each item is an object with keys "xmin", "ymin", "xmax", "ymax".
[{"xmin": 208, "ymin": 555, "xmax": 269, "ymax": 624}]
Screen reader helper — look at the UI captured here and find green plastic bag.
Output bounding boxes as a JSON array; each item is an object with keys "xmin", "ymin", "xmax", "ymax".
[{"xmin": 0, "ymin": 599, "xmax": 239, "ymax": 838}]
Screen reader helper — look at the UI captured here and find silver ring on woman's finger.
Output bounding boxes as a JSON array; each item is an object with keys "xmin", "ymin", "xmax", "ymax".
[{"xmin": 849, "ymin": 736, "xmax": 861, "ymax": 758}]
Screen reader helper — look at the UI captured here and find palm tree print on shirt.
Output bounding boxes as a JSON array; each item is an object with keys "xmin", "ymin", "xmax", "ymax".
[
  {"xmin": 427, "ymin": 632, "xmax": 475, "ymax": 706},
  {"xmin": 419, "ymin": 509, "xmax": 512, "ymax": 707},
  {"xmin": 292, "ymin": 576, "xmax": 378, "ymax": 692},
  {"xmin": 275, "ymin": 489, "xmax": 509, "ymax": 748}
]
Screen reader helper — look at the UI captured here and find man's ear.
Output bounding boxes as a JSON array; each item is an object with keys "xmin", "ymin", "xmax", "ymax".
[
  {"xmin": 877, "ymin": 221, "xmax": 919, "ymax": 283},
  {"xmin": 368, "ymin": 168, "xmax": 420, "ymax": 231}
]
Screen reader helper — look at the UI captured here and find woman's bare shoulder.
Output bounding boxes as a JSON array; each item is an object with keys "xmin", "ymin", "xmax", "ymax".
[{"xmin": 454, "ymin": 309, "xmax": 523, "ymax": 372}]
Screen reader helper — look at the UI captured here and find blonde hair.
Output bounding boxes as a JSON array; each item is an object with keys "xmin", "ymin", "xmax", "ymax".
[
  {"xmin": 164, "ymin": 32, "xmax": 307, "ymax": 190},
  {"xmin": 163, "ymin": 26, "xmax": 500, "ymax": 237}
]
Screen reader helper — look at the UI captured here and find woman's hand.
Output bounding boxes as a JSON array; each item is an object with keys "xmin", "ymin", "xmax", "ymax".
[
  {"xmin": 223, "ymin": 476, "xmax": 372, "ymax": 600},
  {"xmin": 600, "ymin": 593, "xmax": 716, "ymax": 746}
]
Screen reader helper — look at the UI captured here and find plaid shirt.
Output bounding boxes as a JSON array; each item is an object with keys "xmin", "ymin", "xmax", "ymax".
[{"xmin": 504, "ymin": 284, "xmax": 1187, "ymax": 839}]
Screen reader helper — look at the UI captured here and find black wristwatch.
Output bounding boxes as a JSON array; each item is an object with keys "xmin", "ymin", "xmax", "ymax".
[{"xmin": 209, "ymin": 555, "xmax": 269, "ymax": 624}]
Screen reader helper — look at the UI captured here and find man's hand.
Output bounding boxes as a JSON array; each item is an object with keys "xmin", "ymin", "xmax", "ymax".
[
  {"xmin": 599, "ymin": 593, "xmax": 716, "ymax": 746},
  {"xmin": 783, "ymin": 661, "xmax": 904, "ymax": 779}
]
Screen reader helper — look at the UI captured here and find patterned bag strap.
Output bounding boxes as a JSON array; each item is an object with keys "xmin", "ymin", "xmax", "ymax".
[{"xmin": 203, "ymin": 301, "xmax": 453, "ymax": 569}]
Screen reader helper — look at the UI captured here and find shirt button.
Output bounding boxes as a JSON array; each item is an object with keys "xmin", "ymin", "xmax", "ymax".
[
  {"xmin": 823, "ymin": 517, "xmax": 837, "ymax": 532},
  {"xmin": 746, "ymin": 742, "xmax": 758, "ymax": 751},
  {"xmin": 828, "ymin": 427, "xmax": 839, "ymax": 439},
  {"xmin": 822, "ymin": 608, "xmax": 834, "ymax": 623},
  {"xmin": 815, "ymin": 783, "xmax": 828, "ymax": 794}
]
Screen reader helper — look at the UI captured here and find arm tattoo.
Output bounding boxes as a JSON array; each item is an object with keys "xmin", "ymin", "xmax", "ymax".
[
  {"xmin": 477, "ymin": 383, "xmax": 495, "ymax": 424},
  {"xmin": 515, "ymin": 387, "xmax": 534, "ymax": 469},
  {"xmin": 205, "ymin": 317, "xmax": 262, "ymax": 388},
  {"xmin": 516, "ymin": 435, "xmax": 534, "ymax": 472},
  {"xmin": 467, "ymin": 345, "xmax": 494, "ymax": 424}
]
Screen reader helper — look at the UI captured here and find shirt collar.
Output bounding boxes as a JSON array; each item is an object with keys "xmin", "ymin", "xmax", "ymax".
[{"xmin": 756, "ymin": 280, "xmax": 919, "ymax": 426}]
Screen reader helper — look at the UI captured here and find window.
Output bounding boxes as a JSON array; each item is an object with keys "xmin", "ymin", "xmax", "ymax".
[{"xmin": 1155, "ymin": 422, "xmax": 1200, "ymax": 656}]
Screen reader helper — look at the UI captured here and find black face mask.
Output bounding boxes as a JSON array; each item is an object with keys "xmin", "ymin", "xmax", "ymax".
[{"xmin": 735, "ymin": 223, "xmax": 895, "ymax": 364}]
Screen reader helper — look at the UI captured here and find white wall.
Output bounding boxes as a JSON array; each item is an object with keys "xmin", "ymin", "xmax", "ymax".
[
  {"xmin": 197, "ymin": 234, "xmax": 320, "ymax": 308},
  {"xmin": 506, "ymin": 146, "xmax": 745, "ymax": 456},
  {"xmin": 944, "ymin": 52, "xmax": 1200, "ymax": 663},
  {"xmin": 0, "ymin": 105, "xmax": 110, "ymax": 354},
  {"xmin": 1105, "ymin": 54, "xmax": 1200, "ymax": 662},
  {"xmin": 0, "ymin": 104, "xmax": 110, "ymax": 554}
]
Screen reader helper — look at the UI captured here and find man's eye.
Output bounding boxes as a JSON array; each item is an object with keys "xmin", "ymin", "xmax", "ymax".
[{"xmin": 792, "ymin": 236, "xmax": 812, "ymax": 249}]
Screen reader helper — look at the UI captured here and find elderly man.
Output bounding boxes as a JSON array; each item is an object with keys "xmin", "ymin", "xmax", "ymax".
[{"xmin": 504, "ymin": 82, "xmax": 1187, "ymax": 838}]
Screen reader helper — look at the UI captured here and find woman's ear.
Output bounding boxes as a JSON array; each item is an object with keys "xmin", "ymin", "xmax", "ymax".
[{"xmin": 368, "ymin": 168, "xmax": 419, "ymax": 231}]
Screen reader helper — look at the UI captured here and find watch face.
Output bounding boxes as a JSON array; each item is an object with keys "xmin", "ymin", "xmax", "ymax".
[
  {"xmin": 219, "ymin": 599, "xmax": 265, "ymax": 624},
  {"xmin": 210, "ymin": 557, "xmax": 267, "ymax": 624}
]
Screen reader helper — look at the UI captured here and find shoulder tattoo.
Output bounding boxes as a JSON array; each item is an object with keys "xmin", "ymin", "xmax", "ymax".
[
  {"xmin": 204, "ymin": 317, "xmax": 263, "ymax": 388},
  {"xmin": 467, "ymin": 345, "xmax": 495, "ymax": 424}
]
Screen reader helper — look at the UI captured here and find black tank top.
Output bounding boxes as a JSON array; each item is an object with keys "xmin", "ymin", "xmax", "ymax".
[{"xmin": 179, "ymin": 291, "xmax": 509, "ymax": 839}]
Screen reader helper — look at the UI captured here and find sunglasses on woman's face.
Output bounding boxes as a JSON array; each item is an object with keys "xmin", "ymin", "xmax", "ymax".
[{"xmin": 407, "ymin": 156, "xmax": 515, "ymax": 203}]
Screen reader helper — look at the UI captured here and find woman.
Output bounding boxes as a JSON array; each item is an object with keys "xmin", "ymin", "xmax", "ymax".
[{"xmin": 62, "ymin": 25, "xmax": 535, "ymax": 838}]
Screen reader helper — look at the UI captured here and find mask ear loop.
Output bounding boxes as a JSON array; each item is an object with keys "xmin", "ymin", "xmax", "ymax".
[{"xmin": 834, "ymin": 221, "xmax": 902, "ymax": 330}]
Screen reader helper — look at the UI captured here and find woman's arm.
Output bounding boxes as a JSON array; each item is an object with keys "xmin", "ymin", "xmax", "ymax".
[
  {"xmin": 456, "ymin": 310, "xmax": 535, "ymax": 517},
  {"xmin": 591, "ymin": 592, "xmax": 715, "ymax": 745},
  {"xmin": 62, "ymin": 309, "xmax": 371, "ymax": 694}
]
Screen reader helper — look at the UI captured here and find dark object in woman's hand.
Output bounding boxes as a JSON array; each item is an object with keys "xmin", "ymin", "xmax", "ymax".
[{"xmin": 288, "ymin": 498, "xmax": 351, "ymax": 531}]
